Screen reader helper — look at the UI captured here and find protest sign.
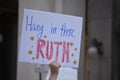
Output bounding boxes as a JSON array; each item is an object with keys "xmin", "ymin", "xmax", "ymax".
[{"xmin": 19, "ymin": 9, "xmax": 83, "ymax": 68}]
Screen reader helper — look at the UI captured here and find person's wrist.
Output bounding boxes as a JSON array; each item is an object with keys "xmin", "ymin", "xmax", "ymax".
[
  {"xmin": 49, "ymin": 61, "xmax": 60, "ymax": 80},
  {"xmin": 49, "ymin": 73, "xmax": 58, "ymax": 80}
]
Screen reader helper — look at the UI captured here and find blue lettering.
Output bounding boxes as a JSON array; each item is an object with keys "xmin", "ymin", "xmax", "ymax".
[
  {"xmin": 37, "ymin": 31, "xmax": 43, "ymax": 39},
  {"xmin": 26, "ymin": 15, "xmax": 33, "ymax": 31},
  {"xmin": 51, "ymin": 27, "xmax": 57, "ymax": 34},
  {"xmin": 60, "ymin": 23, "xmax": 74, "ymax": 37},
  {"xmin": 26, "ymin": 15, "xmax": 44, "ymax": 38}
]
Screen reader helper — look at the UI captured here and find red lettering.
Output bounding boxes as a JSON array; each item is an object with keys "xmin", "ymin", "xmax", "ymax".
[
  {"xmin": 36, "ymin": 39, "xmax": 70, "ymax": 63},
  {"xmin": 54, "ymin": 42, "xmax": 62, "ymax": 61},
  {"xmin": 36, "ymin": 39, "xmax": 45, "ymax": 59},
  {"xmin": 62, "ymin": 42, "xmax": 69, "ymax": 63},
  {"xmin": 46, "ymin": 41, "xmax": 53, "ymax": 60}
]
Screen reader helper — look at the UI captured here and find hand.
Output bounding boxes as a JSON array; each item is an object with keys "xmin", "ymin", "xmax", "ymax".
[
  {"xmin": 50, "ymin": 61, "xmax": 60, "ymax": 74},
  {"xmin": 49, "ymin": 61, "xmax": 60, "ymax": 80}
]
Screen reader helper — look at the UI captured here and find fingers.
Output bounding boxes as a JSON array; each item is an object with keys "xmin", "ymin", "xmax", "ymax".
[{"xmin": 50, "ymin": 61, "xmax": 60, "ymax": 68}]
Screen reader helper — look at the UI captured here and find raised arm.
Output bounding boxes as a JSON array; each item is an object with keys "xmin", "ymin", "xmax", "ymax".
[{"xmin": 49, "ymin": 61, "xmax": 60, "ymax": 80}]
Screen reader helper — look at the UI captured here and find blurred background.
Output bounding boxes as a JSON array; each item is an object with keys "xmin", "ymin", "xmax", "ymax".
[{"xmin": 0, "ymin": 0, "xmax": 120, "ymax": 80}]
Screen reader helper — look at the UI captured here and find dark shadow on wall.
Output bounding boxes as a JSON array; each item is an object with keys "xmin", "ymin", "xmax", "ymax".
[
  {"xmin": 112, "ymin": 0, "xmax": 120, "ymax": 80},
  {"xmin": 0, "ymin": 0, "xmax": 18, "ymax": 80}
]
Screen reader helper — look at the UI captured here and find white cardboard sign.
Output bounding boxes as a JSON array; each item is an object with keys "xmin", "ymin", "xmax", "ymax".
[{"xmin": 18, "ymin": 9, "xmax": 83, "ymax": 68}]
